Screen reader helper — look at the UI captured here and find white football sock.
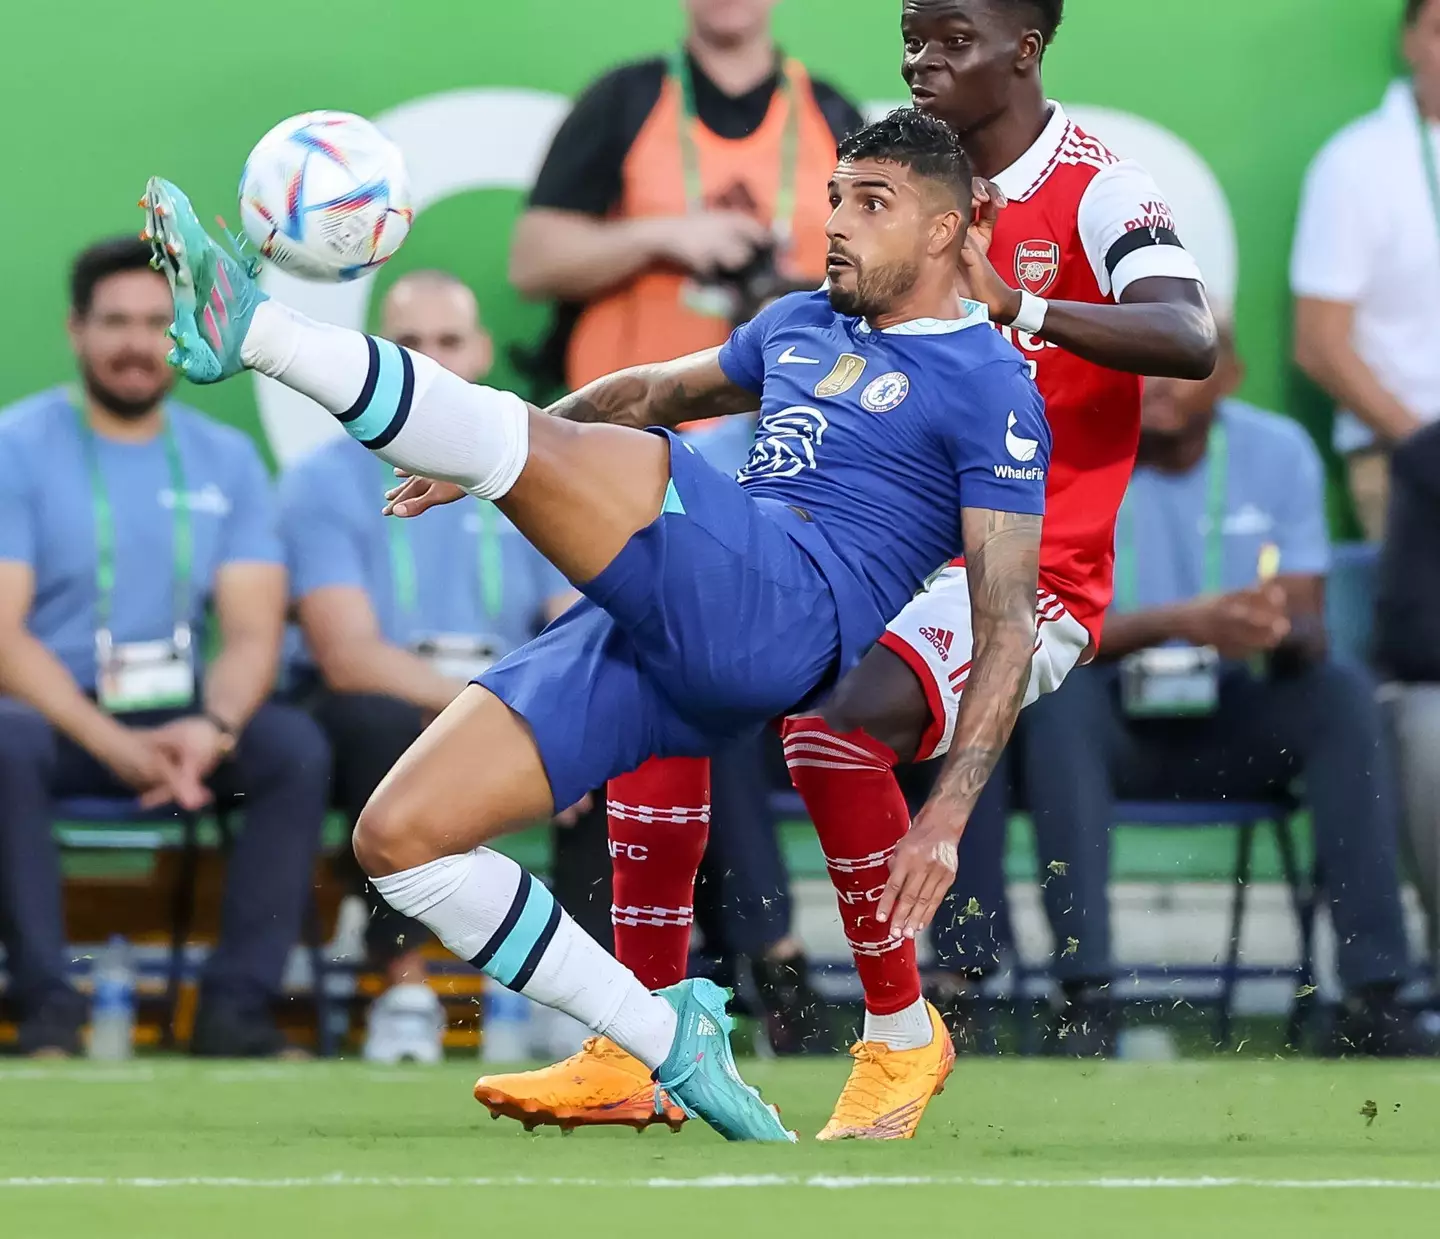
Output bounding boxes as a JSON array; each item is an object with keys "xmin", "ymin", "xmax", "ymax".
[
  {"xmin": 371, "ymin": 848, "xmax": 677, "ymax": 1070},
  {"xmin": 863, "ymin": 996, "xmax": 934, "ymax": 1051},
  {"xmin": 241, "ymin": 300, "xmax": 530, "ymax": 499}
]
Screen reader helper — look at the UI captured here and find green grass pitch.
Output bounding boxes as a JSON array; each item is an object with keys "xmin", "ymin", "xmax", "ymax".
[{"xmin": 1, "ymin": 1057, "xmax": 1436, "ymax": 1238}]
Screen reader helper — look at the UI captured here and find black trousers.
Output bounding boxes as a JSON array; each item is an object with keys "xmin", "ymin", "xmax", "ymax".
[{"xmin": 305, "ymin": 690, "xmax": 428, "ymax": 964}]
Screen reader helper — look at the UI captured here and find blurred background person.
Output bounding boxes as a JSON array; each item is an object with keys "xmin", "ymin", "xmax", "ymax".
[
  {"xmin": 1291, "ymin": 0, "xmax": 1440, "ymax": 539},
  {"xmin": 280, "ymin": 271, "xmax": 579, "ymax": 1063},
  {"xmin": 507, "ymin": 0, "xmax": 862, "ymax": 1050},
  {"xmin": 0, "ymin": 237, "xmax": 329, "ymax": 1058},
  {"xmin": 1376, "ymin": 421, "xmax": 1440, "ymax": 975},
  {"xmin": 509, "ymin": 0, "xmax": 864, "ymax": 397},
  {"xmin": 1009, "ymin": 325, "xmax": 1427, "ymax": 1055}
]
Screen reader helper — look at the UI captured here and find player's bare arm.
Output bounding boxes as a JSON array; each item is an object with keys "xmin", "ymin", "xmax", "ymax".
[
  {"xmin": 877, "ymin": 507, "xmax": 1042, "ymax": 937},
  {"xmin": 960, "ymin": 223, "xmax": 1217, "ymax": 380},
  {"xmin": 546, "ymin": 348, "xmax": 757, "ymax": 428},
  {"xmin": 385, "ymin": 351, "xmax": 756, "ymax": 517}
]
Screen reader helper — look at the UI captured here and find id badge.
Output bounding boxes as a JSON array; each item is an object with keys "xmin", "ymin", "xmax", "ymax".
[
  {"xmin": 412, "ymin": 634, "xmax": 502, "ymax": 683},
  {"xmin": 1119, "ymin": 645, "xmax": 1220, "ymax": 718},
  {"xmin": 680, "ymin": 279, "xmax": 739, "ymax": 321},
  {"xmin": 96, "ymin": 626, "xmax": 196, "ymax": 713}
]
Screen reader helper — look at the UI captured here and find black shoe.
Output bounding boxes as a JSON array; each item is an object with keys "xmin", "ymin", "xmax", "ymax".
[
  {"xmin": 1328, "ymin": 994, "xmax": 1440, "ymax": 1058},
  {"xmin": 189, "ymin": 996, "xmax": 290, "ymax": 1058},
  {"xmin": 16, "ymin": 987, "xmax": 86, "ymax": 1057},
  {"xmin": 1047, "ymin": 989, "xmax": 1116, "ymax": 1058},
  {"xmin": 751, "ymin": 954, "xmax": 833, "ymax": 1055},
  {"xmin": 925, "ymin": 972, "xmax": 999, "ymax": 1055}
]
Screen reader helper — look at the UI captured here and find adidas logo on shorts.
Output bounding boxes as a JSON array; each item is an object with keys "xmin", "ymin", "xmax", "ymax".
[
  {"xmin": 919, "ymin": 626, "xmax": 954, "ymax": 661},
  {"xmin": 696, "ymin": 1016, "xmax": 720, "ymax": 1038}
]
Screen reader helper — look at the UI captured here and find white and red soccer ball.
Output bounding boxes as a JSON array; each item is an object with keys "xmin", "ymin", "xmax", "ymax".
[{"xmin": 239, "ymin": 110, "xmax": 412, "ymax": 282}]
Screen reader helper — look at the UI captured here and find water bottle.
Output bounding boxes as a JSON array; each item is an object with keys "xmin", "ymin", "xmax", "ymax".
[
  {"xmin": 89, "ymin": 936, "xmax": 136, "ymax": 1061},
  {"xmin": 480, "ymin": 980, "xmax": 533, "ymax": 1064}
]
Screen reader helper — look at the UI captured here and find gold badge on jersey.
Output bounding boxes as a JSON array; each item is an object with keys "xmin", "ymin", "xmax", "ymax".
[{"xmin": 814, "ymin": 354, "xmax": 866, "ymax": 399}]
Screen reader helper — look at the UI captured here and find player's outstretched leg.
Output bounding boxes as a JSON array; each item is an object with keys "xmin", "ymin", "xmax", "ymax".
[
  {"xmin": 143, "ymin": 177, "xmax": 670, "ymax": 586},
  {"xmin": 144, "ymin": 180, "xmax": 790, "ymax": 1141},
  {"xmin": 782, "ymin": 645, "xmax": 954, "ymax": 1140},
  {"xmin": 475, "ymin": 756, "xmax": 709, "ymax": 1132},
  {"xmin": 355, "ymin": 687, "xmax": 791, "ymax": 1142}
]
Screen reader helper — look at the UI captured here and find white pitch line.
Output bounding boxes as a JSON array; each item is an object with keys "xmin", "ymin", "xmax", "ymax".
[{"xmin": 1, "ymin": 1175, "xmax": 1438, "ymax": 1191}]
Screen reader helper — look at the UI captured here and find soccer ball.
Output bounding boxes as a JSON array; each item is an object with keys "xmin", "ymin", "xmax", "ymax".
[{"xmin": 238, "ymin": 111, "xmax": 412, "ymax": 282}]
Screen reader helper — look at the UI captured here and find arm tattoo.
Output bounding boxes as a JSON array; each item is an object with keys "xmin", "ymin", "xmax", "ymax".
[
  {"xmin": 546, "ymin": 353, "xmax": 757, "ymax": 430},
  {"xmin": 928, "ymin": 510, "xmax": 1043, "ymax": 820}
]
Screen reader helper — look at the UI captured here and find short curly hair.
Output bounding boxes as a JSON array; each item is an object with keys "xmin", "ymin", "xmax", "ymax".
[{"xmin": 837, "ymin": 109, "xmax": 976, "ymax": 210}]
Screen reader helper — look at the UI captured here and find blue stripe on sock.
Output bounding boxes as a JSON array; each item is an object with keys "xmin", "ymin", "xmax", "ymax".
[
  {"xmin": 362, "ymin": 345, "xmax": 414, "ymax": 451},
  {"xmin": 340, "ymin": 336, "xmax": 407, "ymax": 444},
  {"xmin": 478, "ymin": 876, "xmax": 558, "ymax": 988},
  {"xmin": 509, "ymin": 900, "xmax": 562, "ymax": 993}
]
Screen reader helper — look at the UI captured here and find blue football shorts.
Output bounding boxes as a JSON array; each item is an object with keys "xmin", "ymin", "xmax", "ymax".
[{"xmin": 478, "ymin": 431, "xmax": 842, "ymax": 810}]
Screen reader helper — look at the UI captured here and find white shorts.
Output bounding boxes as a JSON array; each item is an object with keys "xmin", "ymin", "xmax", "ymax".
[{"xmin": 878, "ymin": 565, "xmax": 1091, "ymax": 761}]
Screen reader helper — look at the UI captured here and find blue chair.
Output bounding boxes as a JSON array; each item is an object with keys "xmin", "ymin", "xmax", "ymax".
[
  {"xmin": 55, "ymin": 798, "xmax": 215, "ymax": 1048},
  {"xmin": 1115, "ymin": 799, "xmax": 1317, "ymax": 1047},
  {"xmin": 55, "ymin": 799, "xmax": 335, "ymax": 1055}
]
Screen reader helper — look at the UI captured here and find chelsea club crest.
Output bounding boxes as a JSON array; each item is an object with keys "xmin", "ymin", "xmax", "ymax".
[{"xmin": 860, "ymin": 371, "xmax": 910, "ymax": 413}]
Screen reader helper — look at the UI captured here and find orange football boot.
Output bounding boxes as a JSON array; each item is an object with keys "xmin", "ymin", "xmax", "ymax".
[
  {"xmin": 815, "ymin": 1002, "xmax": 955, "ymax": 1140},
  {"xmin": 474, "ymin": 1037, "xmax": 688, "ymax": 1133}
]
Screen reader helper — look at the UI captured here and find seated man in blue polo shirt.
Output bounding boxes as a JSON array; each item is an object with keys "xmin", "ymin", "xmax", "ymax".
[
  {"xmin": 1014, "ymin": 324, "xmax": 1426, "ymax": 1056},
  {"xmin": 0, "ymin": 237, "xmax": 330, "ymax": 1057},
  {"xmin": 281, "ymin": 271, "xmax": 576, "ymax": 1062}
]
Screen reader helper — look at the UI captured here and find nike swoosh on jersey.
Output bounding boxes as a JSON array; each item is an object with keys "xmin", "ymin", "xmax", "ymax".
[
  {"xmin": 1005, "ymin": 411, "xmax": 1040, "ymax": 462},
  {"xmin": 778, "ymin": 346, "xmax": 821, "ymax": 365}
]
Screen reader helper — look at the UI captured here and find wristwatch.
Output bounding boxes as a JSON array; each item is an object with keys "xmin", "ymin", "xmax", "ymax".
[{"xmin": 204, "ymin": 711, "xmax": 239, "ymax": 758}]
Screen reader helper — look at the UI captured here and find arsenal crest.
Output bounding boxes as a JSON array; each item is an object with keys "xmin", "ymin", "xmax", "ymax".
[{"xmin": 1014, "ymin": 239, "xmax": 1060, "ymax": 296}]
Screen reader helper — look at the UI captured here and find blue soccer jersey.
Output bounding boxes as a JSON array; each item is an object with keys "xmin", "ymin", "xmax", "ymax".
[
  {"xmin": 718, "ymin": 291, "xmax": 1049, "ymax": 637},
  {"xmin": 482, "ymin": 291, "xmax": 1050, "ymax": 809}
]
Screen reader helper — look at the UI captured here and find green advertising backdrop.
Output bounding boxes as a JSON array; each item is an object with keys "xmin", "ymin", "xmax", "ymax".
[{"xmin": 0, "ymin": 0, "xmax": 1401, "ymax": 464}]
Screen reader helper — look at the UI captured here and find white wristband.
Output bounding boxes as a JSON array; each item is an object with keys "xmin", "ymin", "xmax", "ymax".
[{"xmin": 1011, "ymin": 291, "xmax": 1049, "ymax": 336}]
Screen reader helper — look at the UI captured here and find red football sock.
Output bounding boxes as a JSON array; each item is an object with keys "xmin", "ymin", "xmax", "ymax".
[
  {"xmin": 606, "ymin": 756, "xmax": 710, "ymax": 991},
  {"xmin": 781, "ymin": 716, "xmax": 920, "ymax": 1016}
]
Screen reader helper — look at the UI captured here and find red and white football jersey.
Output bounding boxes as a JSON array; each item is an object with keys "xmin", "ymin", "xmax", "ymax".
[{"xmin": 985, "ymin": 103, "xmax": 1204, "ymax": 644}]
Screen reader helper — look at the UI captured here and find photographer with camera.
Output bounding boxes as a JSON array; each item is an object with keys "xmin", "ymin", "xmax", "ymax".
[{"xmin": 506, "ymin": 0, "xmax": 862, "ymax": 1050}]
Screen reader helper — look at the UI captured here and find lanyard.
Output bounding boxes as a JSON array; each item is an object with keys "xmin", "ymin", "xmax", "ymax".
[
  {"xmin": 73, "ymin": 399, "xmax": 191, "ymax": 638},
  {"xmin": 1115, "ymin": 420, "xmax": 1228, "ymax": 612},
  {"xmin": 383, "ymin": 464, "xmax": 504, "ymax": 628},
  {"xmin": 670, "ymin": 47, "xmax": 801, "ymax": 245},
  {"xmin": 1415, "ymin": 87, "xmax": 1440, "ymax": 250}
]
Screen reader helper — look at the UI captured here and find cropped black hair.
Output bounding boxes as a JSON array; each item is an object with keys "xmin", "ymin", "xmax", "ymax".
[
  {"xmin": 70, "ymin": 236, "xmax": 158, "ymax": 317},
  {"xmin": 1020, "ymin": 0, "xmax": 1065, "ymax": 47},
  {"xmin": 837, "ymin": 109, "xmax": 975, "ymax": 209},
  {"xmin": 1407, "ymin": 0, "xmax": 1433, "ymax": 26}
]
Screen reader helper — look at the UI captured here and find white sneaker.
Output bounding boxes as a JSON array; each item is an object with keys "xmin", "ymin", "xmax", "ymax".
[{"xmin": 363, "ymin": 983, "xmax": 445, "ymax": 1065}]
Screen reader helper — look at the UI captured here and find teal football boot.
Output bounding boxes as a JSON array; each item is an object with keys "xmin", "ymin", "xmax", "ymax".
[
  {"xmin": 140, "ymin": 176, "xmax": 267, "ymax": 384},
  {"xmin": 653, "ymin": 978, "xmax": 796, "ymax": 1143}
]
